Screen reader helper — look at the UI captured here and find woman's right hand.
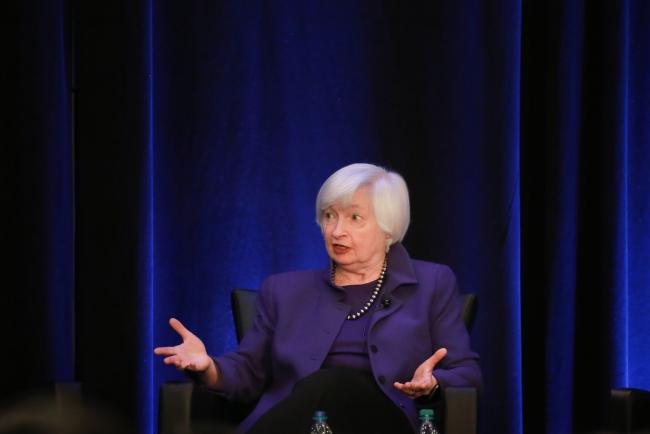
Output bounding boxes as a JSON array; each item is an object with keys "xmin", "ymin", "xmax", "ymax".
[{"xmin": 154, "ymin": 318, "xmax": 218, "ymax": 383}]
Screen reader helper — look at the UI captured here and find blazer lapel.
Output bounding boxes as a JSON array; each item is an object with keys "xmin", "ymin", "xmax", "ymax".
[
  {"xmin": 368, "ymin": 243, "xmax": 418, "ymax": 329},
  {"xmin": 298, "ymin": 272, "xmax": 349, "ymax": 375}
]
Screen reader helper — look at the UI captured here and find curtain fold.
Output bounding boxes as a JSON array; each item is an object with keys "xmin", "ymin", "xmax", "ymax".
[
  {"xmin": 4, "ymin": 0, "xmax": 74, "ymax": 394},
  {"xmin": 72, "ymin": 1, "xmax": 154, "ymax": 432}
]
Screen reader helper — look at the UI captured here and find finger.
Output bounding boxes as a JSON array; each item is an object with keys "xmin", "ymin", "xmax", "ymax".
[
  {"xmin": 424, "ymin": 347, "xmax": 448, "ymax": 369},
  {"xmin": 393, "ymin": 382, "xmax": 420, "ymax": 396},
  {"xmin": 169, "ymin": 318, "xmax": 194, "ymax": 340},
  {"xmin": 402, "ymin": 381, "xmax": 429, "ymax": 393},
  {"xmin": 154, "ymin": 346, "xmax": 177, "ymax": 356},
  {"xmin": 395, "ymin": 382, "xmax": 433, "ymax": 400},
  {"xmin": 169, "ymin": 358, "xmax": 199, "ymax": 372},
  {"xmin": 163, "ymin": 356, "xmax": 192, "ymax": 372},
  {"xmin": 400, "ymin": 378, "xmax": 434, "ymax": 395},
  {"xmin": 393, "ymin": 383, "xmax": 414, "ymax": 397},
  {"xmin": 185, "ymin": 361, "xmax": 203, "ymax": 372},
  {"xmin": 395, "ymin": 381, "xmax": 418, "ymax": 391},
  {"xmin": 163, "ymin": 355, "xmax": 183, "ymax": 367}
]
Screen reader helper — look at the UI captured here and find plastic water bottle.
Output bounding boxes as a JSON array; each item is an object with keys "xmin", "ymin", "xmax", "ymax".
[
  {"xmin": 309, "ymin": 410, "xmax": 333, "ymax": 434},
  {"xmin": 418, "ymin": 408, "xmax": 439, "ymax": 434}
]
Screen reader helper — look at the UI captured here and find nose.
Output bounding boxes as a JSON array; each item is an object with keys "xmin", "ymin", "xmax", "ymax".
[{"xmin": 331, "ymin": 216, "xmax": 346, "ymax": 238}]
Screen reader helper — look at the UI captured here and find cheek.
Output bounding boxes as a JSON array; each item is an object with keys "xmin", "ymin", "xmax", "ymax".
[{"xmin": 366, "ymin": 230, "xmax": 387, "ymax": 251}]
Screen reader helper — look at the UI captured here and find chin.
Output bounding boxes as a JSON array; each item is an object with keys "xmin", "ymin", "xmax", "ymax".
[
  {"xmin": 332, "ymin": 255, "xmax": 355, "ymax": 265},
  {"xmin": 328, "ymin": 251, "xmax": 346, "ymax": 261}
]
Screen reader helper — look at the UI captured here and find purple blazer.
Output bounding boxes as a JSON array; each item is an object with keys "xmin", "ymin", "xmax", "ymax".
[{"xmin": 214, "ymin": 243, "xmax": 482, "ymax": 431}]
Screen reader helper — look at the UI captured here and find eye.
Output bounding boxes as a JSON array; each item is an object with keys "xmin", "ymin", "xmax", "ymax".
[
  {"xmin": 323, "ymin": 211, "xmax": 335, "ymax": 221},
  {"xmin": 351, "ymin": 213, "xmax": 363, "ymax": 221}
]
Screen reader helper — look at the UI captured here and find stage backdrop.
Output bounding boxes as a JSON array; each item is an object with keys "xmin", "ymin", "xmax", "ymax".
[{"xmin": 5, "ymin": 1, "xmax": 650, "ymax": 434}]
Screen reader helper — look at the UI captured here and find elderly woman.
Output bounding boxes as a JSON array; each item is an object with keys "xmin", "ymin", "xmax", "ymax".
[{"xmin": 155, "ymin": 163, "xmax": 482, "ymax": 434}]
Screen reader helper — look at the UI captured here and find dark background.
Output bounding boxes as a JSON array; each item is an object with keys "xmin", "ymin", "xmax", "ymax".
[{"xmin": 3, "ymin": 1, "xmax": 650, "ymax": 433}]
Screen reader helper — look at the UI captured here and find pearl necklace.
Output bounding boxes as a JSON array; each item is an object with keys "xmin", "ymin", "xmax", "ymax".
[{"xmin": 331, "ymin": 256, "xmax": 388, "ymax": 320}]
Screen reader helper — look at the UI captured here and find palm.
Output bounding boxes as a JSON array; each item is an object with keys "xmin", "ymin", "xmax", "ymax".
[
  {"xmin": 154, "ymin": 318, "xmax": 212, "ymax": 372},
  {"xmin": 173, "ymin": 333, "xmax": 212, "ymax": 371},
  {"xmin": 393, "ymin": 347, "xmax": 447, "ymax": 399},
  {"xmin": 411, "ymin": 361, "xmax": 435, "ymax": 387}
]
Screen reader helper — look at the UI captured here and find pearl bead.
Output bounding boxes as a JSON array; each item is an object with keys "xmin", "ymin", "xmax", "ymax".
[{"xmin": 332, "ymin": 256, "xmax": 388, "ymax": 321}]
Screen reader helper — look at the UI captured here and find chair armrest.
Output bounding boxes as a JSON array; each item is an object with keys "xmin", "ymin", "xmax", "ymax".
[
  {"xmin": 159, "ymin": 382, "xmax": 192, "ymax": 434},
  {"xmin": 443, "ymin": 387, "xmax": 477, "ymax": 434},
  {"xmin": 191, "ymin": 384, "xmax": 254, "ymax": 428},
  {"xmin": 159, "ymin": 381, "xmax": 255, "ymax": 434},
  {"xmin": 610, "ymin": 387, "xmax": 650, "ymax": 433}
]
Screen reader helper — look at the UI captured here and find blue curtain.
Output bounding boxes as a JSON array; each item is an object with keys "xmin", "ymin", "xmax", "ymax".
[{"xmin": 5, "ymin": 1, "xmax": 650, "ymax": 433}]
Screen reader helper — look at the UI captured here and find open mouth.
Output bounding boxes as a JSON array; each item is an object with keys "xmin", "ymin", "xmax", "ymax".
[{"xmin": 332, "ymin": 243, "xmax": 350, "ymax": 254}]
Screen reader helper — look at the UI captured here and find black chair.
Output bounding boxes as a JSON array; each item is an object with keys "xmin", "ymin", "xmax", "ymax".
[
  {"xmin": 609, "ymin": 388, "xmax": 650, "ymax": 433},
  {"xmin": 159, "ymin": 291, "xmax": 479, "ymax": 434}
]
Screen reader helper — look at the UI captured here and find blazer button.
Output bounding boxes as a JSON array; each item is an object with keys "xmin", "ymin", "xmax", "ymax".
[
  {"xmin": 370, "ymin": 345, "xmax": 378, "ymax": 353},
  {"xmin": 378, "ymin": 375, "xmax": 386, "ymax": 384}
]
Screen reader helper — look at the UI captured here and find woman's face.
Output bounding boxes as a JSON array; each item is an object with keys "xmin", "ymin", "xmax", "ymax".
[{"xmin": 321, "ymin": 186, "xmax": 389, "ymax": 273}]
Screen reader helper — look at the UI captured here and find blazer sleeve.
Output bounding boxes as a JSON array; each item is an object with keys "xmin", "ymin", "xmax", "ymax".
[
  {"xmin": 429, "ymin": 266, "xmax": 483, "ymax": 392},
  {"xmin": 211, "ymin": 277, "xmax": 277, "ymax": 402}
]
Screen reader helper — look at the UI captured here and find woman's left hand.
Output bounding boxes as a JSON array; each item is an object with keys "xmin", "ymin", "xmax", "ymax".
[{"xmin": 393, "ymin": 347, "xmax": 447, "ymax": 399}]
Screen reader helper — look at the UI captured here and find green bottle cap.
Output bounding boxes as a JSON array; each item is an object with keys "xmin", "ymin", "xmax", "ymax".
[{"xmin": 419, "ymin": 409, "xmax": 434, "ymax": 418}]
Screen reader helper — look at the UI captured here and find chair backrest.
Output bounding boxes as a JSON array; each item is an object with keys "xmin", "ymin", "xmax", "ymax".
[
  {"xmin": 231, "ymin": 288, "xmax": 258, "ymax": 342},
  {"xmin": 461, "ymin": 293, "xmax": 478, "ymax": 332},
  {"xmin": 232, "ymin": 288, "xmax": 478, "ymax": 343}
]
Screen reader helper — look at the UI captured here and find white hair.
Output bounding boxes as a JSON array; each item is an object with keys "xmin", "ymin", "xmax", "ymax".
[{"xmin": 315, "ymin": 163, "xmax": 411, "ymax": 246}]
